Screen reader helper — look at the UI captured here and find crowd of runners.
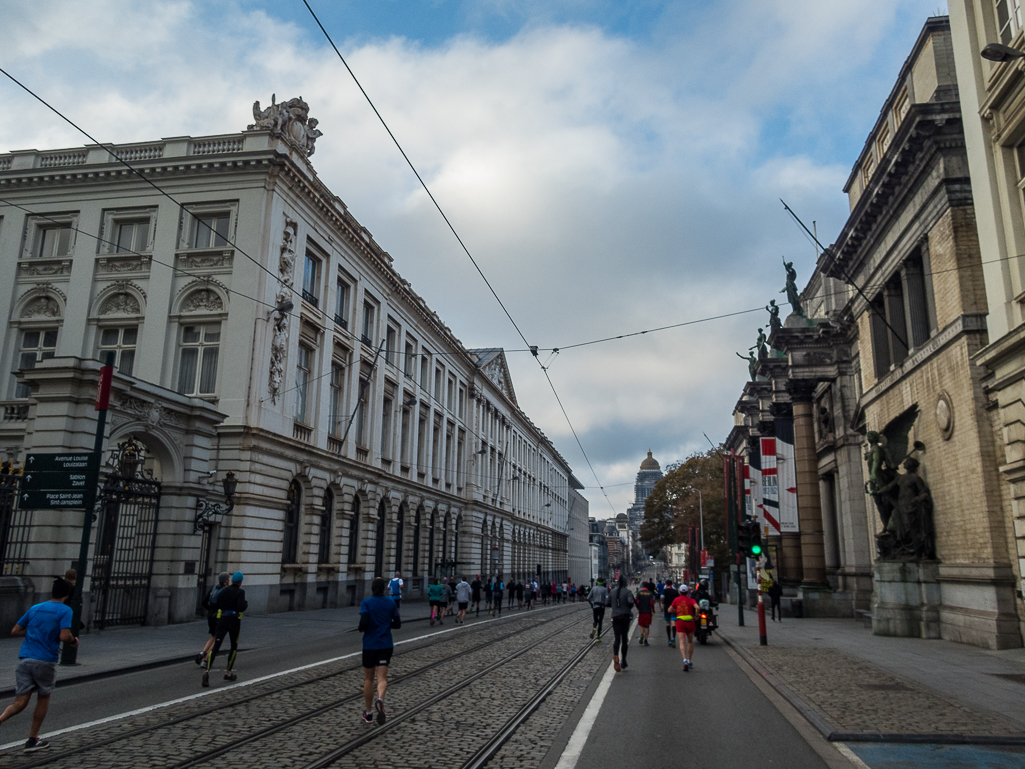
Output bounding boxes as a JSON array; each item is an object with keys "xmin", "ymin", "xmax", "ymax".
[{"xmin": 425, "ymin": 574, "xmax": 585, "ymax": 625}]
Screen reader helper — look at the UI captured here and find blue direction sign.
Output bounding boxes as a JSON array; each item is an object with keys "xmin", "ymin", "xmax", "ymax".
[{"xmin": 25, "ymin": 453, "xmax": 99, "ymax": 473}]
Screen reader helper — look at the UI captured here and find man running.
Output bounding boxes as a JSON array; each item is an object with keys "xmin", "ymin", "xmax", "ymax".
[
  {"xmin": 609, "ymin": 576, "xmax": 635, "ymax": 672},
  {"xmin": 587, "ymin": 578, "xmax": 609, "ymax": 642},
  {"xmin": 197, "ymin": 572, "xmax": 229, "ymax": 665},
  {"xmin": 470, "ymin": 575, "xmax": 482, "ymax": 617},
  {"xmin": 492, "ymin": 577, "xmax": 504, "ymax": 616},
  {"xmin": 203, "ymin": 571, "xmax": 247, "ymax": 686},
  {"xmin": 670, "ymin": 584, "xmax": 699, "ymax": 671},
  {"xmin": 635, "ymin": 581, "xmax": 655, "ymax": 646},
  {"xmin": 359, "ymin": 576, "xmax": 400, "ymax": 724},
  {"xmin": 483, "ymin": 578, "xmax": 493, "ymax": 614},
  {"xmin": 428, "ymin": 578, "xmax": 445, "ymax": 626},
  {"xmin": 388, "ymin": 572, "xmax": 404, "ymax": 611},
  {"xmin": 0, "ymin": 576, "xmax": 77, "ymax": 753},
  {"xmin": 660, "ymin": 579, "xmax": 680, "ymax": 647},
  {"xmin": 455, "ymin": 576, "xmax": 471, "ymax": 624},
  {"xmin": 443, "ymin": 578, "xmax": 455, "ymax": 617}
]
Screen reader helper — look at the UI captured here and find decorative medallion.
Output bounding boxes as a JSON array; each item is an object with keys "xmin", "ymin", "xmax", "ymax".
[{"xmin": 935, "ymin": 392, "xmax": 953, "ymax": 440}]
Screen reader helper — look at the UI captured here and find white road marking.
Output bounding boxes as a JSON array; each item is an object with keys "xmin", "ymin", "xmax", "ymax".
[
  {"xmin": 833, "ymin": 743, "xmax": 873, "ymax": 769},
  {"xmin": 0, "ymin": 607, "xmax": 553, "ymax": 751}
]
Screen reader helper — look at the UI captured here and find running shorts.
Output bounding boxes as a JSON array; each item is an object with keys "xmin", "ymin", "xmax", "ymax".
[
  {"xmin": 15, "ymin": 659, "xmax": 56, "ymax": 696},
  {"xmin": 676, "ymin": 620, "xmax": 696, "ymax": 636},
  {"xmin": 458, "ymin": 602, "xmax": 468, "ymax": 611},
  {"xmin": 429, "ymin": 600, "xmax": 444, "ymax": 608},
  {"xmin": 638, "ymin": 613, "xmax": 652, "ymax": 627},
  {"xmin": 207, "ymin": 615, "xmax": 218, "ymax": 635},
  {"xmin": 663, "ymin": 612, "xmax": 676, "ymax": 623},
  {"xmin": 362, "ymin": 647, "xmax": 394, "ymax": 669}
]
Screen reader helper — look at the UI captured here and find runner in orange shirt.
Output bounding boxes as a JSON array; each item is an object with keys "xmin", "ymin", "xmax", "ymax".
[{"xmin": 669, "ymin": 584, "xmax": 699, "ymax": 672}]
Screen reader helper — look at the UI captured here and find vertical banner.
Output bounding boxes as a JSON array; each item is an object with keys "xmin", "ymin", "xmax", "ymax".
[
  {"xmin": 748, "ymin": 446, "xmax": 763, "ymax": 528},
  {"xmin": 776, "ymin": 417, "xmax": 800, "ymax": 533},
  {"xmin": 760, "ymin": 437, "xmax": 780, "ymax": 535}
]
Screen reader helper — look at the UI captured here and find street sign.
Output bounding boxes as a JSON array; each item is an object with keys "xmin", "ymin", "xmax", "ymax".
[
  {"xmin": 22, "ymin": 471, "xmax": 95, "ymax": 492},
  {"xmin": 25, "ymin": 453, "xmax": 99, "ymax": 473},
  {"xmin": 21, "ymin": 489, "xmax": 96, "ymax": 509}
]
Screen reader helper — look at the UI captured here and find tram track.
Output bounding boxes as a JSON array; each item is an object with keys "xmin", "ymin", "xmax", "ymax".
[{"xmin": 9, "ymin": 606, "xmax": 579, "ymax": 769}]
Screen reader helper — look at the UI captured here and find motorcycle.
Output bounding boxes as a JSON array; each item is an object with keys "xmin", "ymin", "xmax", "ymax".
[{"xmin": 696, "ymin": 598, "xmax": 718, "ymax": 645}]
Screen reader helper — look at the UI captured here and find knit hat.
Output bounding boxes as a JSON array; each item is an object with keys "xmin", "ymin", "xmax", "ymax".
[{"xmin": 232, "ymin": 571, "xmax": 244, "ymax": 583}]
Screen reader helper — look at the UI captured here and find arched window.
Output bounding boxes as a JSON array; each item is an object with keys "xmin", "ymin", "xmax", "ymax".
[
  {"xmin": 374, "ymin": 500, "xmax": 387, "ymax": 577},
  {"xmin": 318, "ymin": 489, "xmax": 333, "ymax": 565},
  {"xmin": 347, "ymin": 496, "xmax": 361, "ymax": 565},
  {"xmin": 282, "ymin": 480, "xmax": 301, "ymax": 565},
  {"xmin": 395, "ymin": 504, "xmax": 405, "ymax": 573},
  {"xmin": 412, "ymin": 508, "xmax": 422, "ymax": 575}
]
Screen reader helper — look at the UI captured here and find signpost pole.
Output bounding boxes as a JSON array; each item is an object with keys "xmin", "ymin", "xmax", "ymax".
[
  {"xmin": 757, "ymin": 560, "xmax": 767, "ymax": 646},
  {"xmin": 61, "ymin": 353, "xmax": 114, "ymax": 666}
]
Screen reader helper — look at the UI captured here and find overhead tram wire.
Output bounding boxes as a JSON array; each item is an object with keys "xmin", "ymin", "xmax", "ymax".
[{"xmin": 301, "ymin": 0, "xmax": 620, "ymax": 514}]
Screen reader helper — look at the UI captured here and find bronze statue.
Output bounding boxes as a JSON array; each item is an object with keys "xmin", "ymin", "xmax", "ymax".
[
  {"xmin": 766, "ymin": 299, "xmax": 782, "ymax": 335},
  {"xmin": 752, "ymin": 328, "xmax": 768, "ymax": 359},
  {"xmin": 736, "ymin": 350, "xmax": 758, "ymax": 381},
  {"xmin": 780, "ymin": 257, "xmax": 804, "ymax": 317}
]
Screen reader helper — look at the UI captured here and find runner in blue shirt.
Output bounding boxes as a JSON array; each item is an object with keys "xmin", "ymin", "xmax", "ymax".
[
  {"xmin": 0, "ymin": 576, "xmax": 77, "ymax": 753},
  {"xmin": 359, "ymin": 577, "xmax": 400, "ymax": 725}
]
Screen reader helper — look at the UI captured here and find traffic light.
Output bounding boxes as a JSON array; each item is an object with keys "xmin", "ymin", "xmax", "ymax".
[{"xmin": 738, "ymin": 518, "xmax": 763, "ymax": 559}]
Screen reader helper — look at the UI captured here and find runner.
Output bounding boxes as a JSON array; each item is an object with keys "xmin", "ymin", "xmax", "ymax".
[
  {"xmin": 609, "ymin": 576, "xmax": 635, "ymax": 672},
  {"xmin": 443, "ymin": 578, "xmax": 455, "ymax": 617},
  {"xmin": 635, "ymin": 581, "xmax": 656, "ymax": 646},
  {"xmin": 492, "ymin": 576, "xmax": 504, "ymax": 615},
  {"xmin": 455, "ymin": 576, "xmax": 471, "ymax": 624},
  {"xmin": 660, "ymin": 579, "xmax": 680, "ymax": 647},
  {"xmin": 359, "ymin": 576, "xmax": 400, "ymax": 724},
  {"xmin": 388, "ymin": 572, "xmax": 403, "ymax": 611},
  {"xmin": 203, "ymin": 571, "xmax": 247, "ymax": 686},
  {"xmin": 197, "ymin": 572, "xmax": 229, "ymax": 665},
  {"xmin": 0, "ymin": 576, "xmax": 77, "ymax": 753},
  {"xmin": 515, "ymin": 581, "xmax": 524, "ymax": 609},
  {"xmin": 427, "ymin": 578, "xmax": 445, "ymax": 626},
  {"xmin": 483, "ymin": 578, "xmax": 493, "ymax": 615},
  {"xmin": 470, "ymin": 575, "xmax": 482, "ymax": 617},
  {"xmin": 586, "ymin": 578, "xmax": 609, "ymax": 642},
  {"xmin": 669, "ymin": 584, "xmax": 700, "ymax": 672},
  {"xmin": 569, "ymin": 583, "xmax": 578, "ymax": 603}
]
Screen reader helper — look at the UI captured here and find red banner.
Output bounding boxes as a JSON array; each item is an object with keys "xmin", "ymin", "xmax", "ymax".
[{"xmin": 95, "ymin": 365, "xmax": 113, "ymax": 411}]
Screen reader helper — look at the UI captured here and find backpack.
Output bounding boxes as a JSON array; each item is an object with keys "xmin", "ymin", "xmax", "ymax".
[{"xmin": 389, "ymin": 578, "xmax": 401, "ymax": 596}]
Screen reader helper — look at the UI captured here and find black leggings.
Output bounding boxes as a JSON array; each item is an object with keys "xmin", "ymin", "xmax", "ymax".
[
  {"xmin": 612, "ymin": 615, "xmax": 631, "ymax": 659},
  {"xmin": 592, "ymin": 606, "xmax": 605, "ymax": 635},
  {"xmin": 494, "ymin": 595, "xmax": 503, "ymax": 614},
  {"xmin": 207, "ymin": 616, "xmax": 240, "ymax": 671}
]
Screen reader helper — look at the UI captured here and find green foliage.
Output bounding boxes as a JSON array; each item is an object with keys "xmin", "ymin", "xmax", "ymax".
[{"xmin": 640, "ymin": 445, "xmax": 728, "ymax": 568}]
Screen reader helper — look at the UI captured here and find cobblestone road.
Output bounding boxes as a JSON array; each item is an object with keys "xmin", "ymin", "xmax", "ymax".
[
  {"xmin": 747, "ymin": 646, "xmax": 1022, "ymax": 737},
  {"xmin": 6, "ymin": 605, "xmax": 601, "ymax": 769}
]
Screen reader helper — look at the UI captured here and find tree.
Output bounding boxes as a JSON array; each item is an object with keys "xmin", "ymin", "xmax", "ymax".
[{"xmin": 640, "ymin": 446, "xmax": 728, "ymax": 570}]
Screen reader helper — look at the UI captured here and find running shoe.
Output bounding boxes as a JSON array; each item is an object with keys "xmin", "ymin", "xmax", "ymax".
[
  {"xmin": 430, "ymin": 616, "xmax": 436, "ymax": 626},
  {"xmin": 375, "ymin": 697, "xmax": 386, "ymax": 725},
  {"xmin": 224, "ymin": 672, "xmax": 237, "ymax": 682},
  {"xmin": 195, "ymin": 653, "xmax": 204, "ymax": 666},
  {"xmin": 668, "ymin": 639, "xmax": 674, "ymax": 647},
  {"xmin": 361, "ymin": 711, "xmax": 374, "ymax": 724},
  {"xmin": 638, "ymin": 637, "xmax": 644, "ymax": 645},
  {"xmin": 202, "ymin": 672, "xmax": 209, "ymax": 688},
  {"xmin": 590, "ymin": 628, "xmax": 596, "ymax": 639},
  {"xmin": 644, "ymin": 639, "xmax": 650, "ymax": 646},
  {"xmin": 684, "ymin": 660, "xmax": 690, "ymax": 672},
  {"xmin": 23, "ymin": 738, "xmax": 49, "ymax": 753},
  {"xmin": 621, "ymin": 659, "xmax": 629, "ymax": 669},
  {"xmin": 613, "ymin": 655, "xmax": 622, "ymax": 673},
  {"xmin": 595, "ymin": 637, "xmax": 602, "ymax": 643}
]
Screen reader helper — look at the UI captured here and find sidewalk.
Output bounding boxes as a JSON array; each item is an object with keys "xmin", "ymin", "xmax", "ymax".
[
  {"xmin": 0, "ymin": 602, "xmax": 403, "ymax": 694},
  {"xmin": 716, "ymin": 604, "xmax": 1025, "ymax": 742}
]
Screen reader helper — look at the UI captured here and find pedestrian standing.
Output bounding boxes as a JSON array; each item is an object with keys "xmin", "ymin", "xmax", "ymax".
[
  {"xmin": 0, "ymin": 577, "xmax": 77, "ymax": 753},
  {"xmin": 388, "ymin": 572, "xmax": 404, "ymax": 611},
  {"xmin": 455, "ymin": 576, "xmax": 472, "ymax": 624},
  {"xmin": 197, "ymin": 572, "xmax": 229, "ymax": 665},
  {"xmin": 203, "ymin": 571, "xmax": 247, "ymax": 687},
  {"xmin": 492, "ymin": 577, "xmax": 504, "ymax": 615},
  {"xmin": 635, "ymin": 581, "xmax": 655, "ymax": 646},
  {"xmin": 661, "ymin": 580, "xmax": 680, "ymax": 647},
  {"xmin": 609, "ymin": 576, "xmax": 635, "ymax": 672},
  {"xmin": 359, "ymin": 576, "xmax": 400, "ymax": 724},
  {"xmin": 769, "ymin": 579, "xmax": 783, "ymax": 621},
  {"xmin": 669, "ymin": 584, "xmax": 699, "ymax": 672},
  {"xmin": 428, "ymin": 578, "xmax": 445, "ymax": 626},
  {"xmin": 587, "ymin": 578, "xmax": 609, "ymax": 642},
  {"xmin": 470, "ymin": 575, "xmax": 482, "ymax": 617}
]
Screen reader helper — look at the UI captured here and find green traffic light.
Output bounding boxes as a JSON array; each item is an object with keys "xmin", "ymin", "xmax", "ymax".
[{"xmin": 751, "ymin": 544, "xmax": 762, "ymax": 555}]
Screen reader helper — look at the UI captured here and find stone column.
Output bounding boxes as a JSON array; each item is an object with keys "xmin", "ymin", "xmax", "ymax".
[{"xmin": 791, "ymin": 393, "xmax": 828, "ymax": 586}]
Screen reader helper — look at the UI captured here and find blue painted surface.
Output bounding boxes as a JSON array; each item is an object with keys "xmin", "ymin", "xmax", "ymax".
[{"xmin": 849, "ymin": 743, "xmax": 1025, "ymax": 769}]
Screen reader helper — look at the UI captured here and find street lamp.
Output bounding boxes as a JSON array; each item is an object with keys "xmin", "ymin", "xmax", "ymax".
[
  {"xmin": 194, "ymin": 471, "xmax": 239, "ymax": 532},
  {"xmin": 981, "ymin": 43, "xmax": 1025, "ymax": 62}
]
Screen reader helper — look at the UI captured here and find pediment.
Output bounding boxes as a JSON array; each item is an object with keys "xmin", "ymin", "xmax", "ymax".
[{"xmin": 471, "ymin": 348, "xmax": 518, "ymax": 406}]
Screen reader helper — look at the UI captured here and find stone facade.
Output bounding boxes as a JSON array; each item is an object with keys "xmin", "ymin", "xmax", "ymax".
[{"xmin": 0, "ymin": 111, "xmax": 578, "ymax": 626}]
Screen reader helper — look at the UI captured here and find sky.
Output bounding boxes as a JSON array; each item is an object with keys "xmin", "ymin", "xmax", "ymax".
[{"xmin": 0, "ymin": 0, "xmax": 945, "ymax": 517}]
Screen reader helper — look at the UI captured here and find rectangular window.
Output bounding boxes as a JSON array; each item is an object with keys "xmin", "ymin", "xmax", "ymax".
[
  {"xmin": 447, "ymin": 377, "xmax": 455, "ymax": 411},
  {"xmin": 35, "ymin": 225, "xmax": 72, "ymax": 259},
  {"xmin": 862, "ymin": 154, "xmax": 876, "ymax": 186},
  {"xmin": 420, "ymin": 351, "xmax": 431, "ymax": 391},
  {"xmin": 876, "ymin": 123, "xmax": 891, "ymax": 156},
  {"xmin": 417, "ymin": 411, "xmax": 427, "ymax": 470},
  {"xmin": 294, "ymin": 346, "xmax": 312, "ymax": 424},
  {"xmin": 355, "ymin": 378, "xmax": 369, "ymax": 445},
  {"xmin": 328, "ymin": 364, "xmax": 345, "ymax": 437},
  {"xmin": 335, "ymin": 278, "xmax": 350, "ymax": 329},
  {"xmin": 176, "ymin": 323, "xmax": 220, "ymax": 396},
  {"xmin": 98, "ymin": 326, "xmax": 138, "ymax": 376},
  {"xmin": 14, "ymin": 328, "xmax": 57, "ymax": 398},
  {"xmin": 445, "ymin": 426, "xmax": 453, "ymax": 484},
  {"xmin": 362, "ymin": 302, "xmax": 375, "ymax": 346},
  {"xmin": 386, "ymin": 326, "xmax": 398, "ymax": 366},
  {"xmin": 434, "ymin": 367, "xmax": 443, "ymax": 402},
  {"xmin": 115, "ymin": 220, "xmax": 150, "ymax": 254},
  {"xmin": 404, "ymin": 341, "xmax": 415, "ymax": 377},
  {"xmin": 458, "ymin": 386, "xmax": 466, "ymax": 421},
  {"xmin": 893, "ymin": 89, "xmax": 910, "ymax": 128},
  {"xmin": 400, "ymin": 406, "xmax": 411, "ymax": 465},
  {"xmin": 188, "ymin": 213, "xmax": 230, "ymax": 249},
  {"xmin": 302, "ymin": 252, "xmax": 321, "ymax": 308},
  {"xmin": 998, "ymin": 0, "xmax": 1024, "ymax": 44},
  {"xmin": 432, "ymin": 417, "xmax": 442, "ymax": 478},
  {"xmin": 381, "ymin": 396, "xmax": 393, "ymax": 459}
]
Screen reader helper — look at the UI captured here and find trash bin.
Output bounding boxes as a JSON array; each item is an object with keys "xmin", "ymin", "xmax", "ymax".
[{"xmin": 791, "ymin": 599, "xmax": 803, "ymax": 618}]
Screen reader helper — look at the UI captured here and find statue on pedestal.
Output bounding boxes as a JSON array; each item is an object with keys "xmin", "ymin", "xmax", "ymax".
[
  {"xmin": 766, "ymin": 299, "xmax": 782, "ymax": 335},
  {"xmin": 754, "ymin": 328, "xmax": 768, "ymax": 359},
  {"xmin": 736, "ymin": 350, "xmax": 758, "ymax": 381},
  {"xmin": 780, "ymin": 257, "xmax": 805, "ymax": 317}
]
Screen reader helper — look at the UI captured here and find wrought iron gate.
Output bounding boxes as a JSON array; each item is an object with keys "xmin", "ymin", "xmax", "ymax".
[
  {"xmin": 0, "ymin": 473, "xmax": 31, "ymax": 575},
  {"xmin": 91, "ymin": 454, "xmax": 162, "ymax": 629}
]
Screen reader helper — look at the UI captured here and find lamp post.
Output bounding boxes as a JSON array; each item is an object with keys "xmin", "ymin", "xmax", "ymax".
[{"xmin": 194, "ymin": 471, "xmax": 239, "ymax": 532}]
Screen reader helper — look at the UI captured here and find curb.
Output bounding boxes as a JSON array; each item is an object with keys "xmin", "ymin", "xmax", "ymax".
[{"xmin": 717, "ymin": 629, "xmax": 1025, "ymax": 746}]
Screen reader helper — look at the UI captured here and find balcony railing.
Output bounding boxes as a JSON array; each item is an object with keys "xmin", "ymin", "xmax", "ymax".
[
  {"xmin": 301, "ymin": 290, "xmax": 319, "ymax": 309},
  {"xmin": 361, "ymin": 334, "xmax": 373, "ymax": 346},
  {"xmin": 1, "ymin": 403, "xmax": 29, "ymax": 422},
  {"xmin": 334, "ymin": 314, "xmax": 348, "ymax": 330},
  {"xmin": 356, "ymin": 446, "xmax": 369, "ymax": 462},
  {"xmin": 327, "ymin": 436, "xmax": 344, "ymax": 455},
  {"xmin": 292, "ymin": 423, "xmax": 312, "ymax": 443}
]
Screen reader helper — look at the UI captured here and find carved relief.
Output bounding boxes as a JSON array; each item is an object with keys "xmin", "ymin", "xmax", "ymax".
[
  {"xmin": 114, "ymin": 395, "xmax": 185, "ymax": 434},
  {"xmin": 99, "ymin": 292, "xmax": 141, "ymax": 316},
  {"xmin": 21, "ymin": 296, "xmax": 61, "ymax": 318},
  {"xmin": 19, "ymin": 260, "xmax": 71, "ymax": 278},
  {"xmin": 96, "ymin": 256, "xmax": 150, "ymax": 274},
  {"xmin": 177, "ymin": 252, "xmax": 232, "ymax": 270},
  {"xmin": 181, "ymin": 289, "xmax": 224, "ymax": 313},
  {"xmin": 269, "ymin": 218, "xmax": 299, "ymax": 404},
  {"xmin": 247, "ymin": 95, "xmax": 322, "ymax": 157}
]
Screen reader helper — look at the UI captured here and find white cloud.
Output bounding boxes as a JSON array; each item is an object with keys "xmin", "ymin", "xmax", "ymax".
[{"xmin": 0, "ymin": 0, "xmax": 941, "ymax": 516}]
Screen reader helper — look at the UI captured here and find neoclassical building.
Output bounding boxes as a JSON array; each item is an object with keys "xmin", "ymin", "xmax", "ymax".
[{"xmin": 0, "ymin": 98, "xmax": 578, "ymax": 627}]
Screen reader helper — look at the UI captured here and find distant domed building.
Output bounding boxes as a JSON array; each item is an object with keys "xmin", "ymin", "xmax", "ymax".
[{"xmin": 628, "ymin": 450, "xmax": 663, "ymax": 531}]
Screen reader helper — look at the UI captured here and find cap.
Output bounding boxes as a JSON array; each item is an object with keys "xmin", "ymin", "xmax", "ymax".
[
  {"xmin": 232, "ymin": 571, "xmax": 244, "ymax": 583},
  {"xmin": 679, "ymin": 584, "xmax": 690, "ymax": 593}
]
